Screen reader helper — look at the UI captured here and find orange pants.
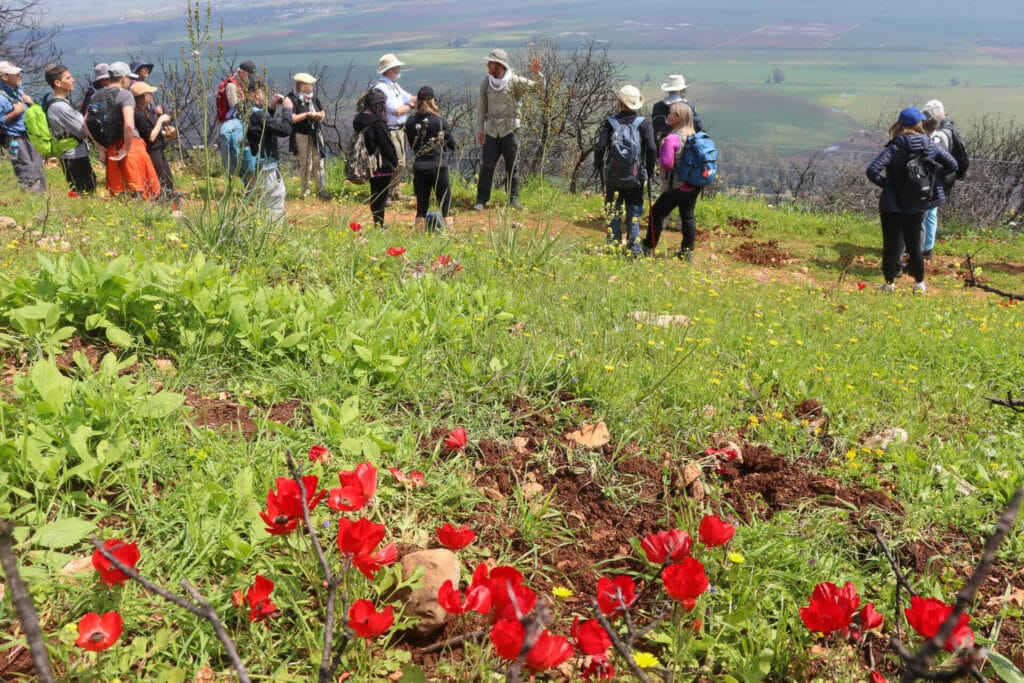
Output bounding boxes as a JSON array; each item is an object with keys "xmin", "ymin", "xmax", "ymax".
[{"xmin": 106, "ymin": 141, "xmax": 161, "ymax": 199}]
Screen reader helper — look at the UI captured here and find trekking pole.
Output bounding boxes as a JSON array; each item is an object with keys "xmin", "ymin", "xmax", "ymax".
[{"xmin": 646, "ymin": 174, "xmax": 654, "ymax": 254}]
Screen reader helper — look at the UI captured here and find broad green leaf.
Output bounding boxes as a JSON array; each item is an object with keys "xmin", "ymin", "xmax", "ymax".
[
  {"xmin": 33, "ymin": 517, "xmax": 95, "ymax": 549},
  {"xmin": 354, "ymin": 344, "xmax": 374, "ymax": 363},
  {"xmin": 105, "ymin": 325, "xmax": 134, "ymax": 348},
  {"xmin": 278, "ymin": 332, "xmax": 303, "ymax": 348},
  {"xmin": 30, "ymin": 361, "xmax": 70, "ymax": 414},
  {"xmin": 139, "ymin": 392, "xmax": 186, "ymax": 419},
  {"xmin": 68, "ymin": 425, "xmax": 97, "ymax": 461},
  {"xmin": 398, "ymin": 664, "xmax": 427, "ymax": 683},
  {"xmin": 338, "ymin": 395, "xmax": 360, "ymax": 426},
  {"xmin": 988, "ymin": 651, "xmax": 1024, "ymax": 683}
]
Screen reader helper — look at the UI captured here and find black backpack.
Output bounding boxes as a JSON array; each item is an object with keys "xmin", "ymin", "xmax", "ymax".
[
  {"xmin": 941, "ymin": 120, "xmax": 969, "ymax": 179},
  {"xmin": 603, "ymin": 116, "xmax": 645, "ymax": 190},
  {"xmin": 85, "ymin": 88, "xmax": 124, "ymax": 147},
  {"xmin": 898, "ymin": 148, "xmax": 938, "ymax": 212}
]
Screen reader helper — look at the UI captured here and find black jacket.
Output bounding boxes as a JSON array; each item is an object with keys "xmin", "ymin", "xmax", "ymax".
[
  {"xmin": 247, "ymin": 104, "xmax": 293, "ymax": 165},
  {"xmin": 353, "ymin": 110, "xmax": 398, "ymax": 174},
  {"xmin": 594, "ymin": 110, "xmax": 658, "ymax": 182},
  {"xmin": 866, "ymin": 133, "xmax": 957, "ymax": 214},
  {"xmin": 286, "ymin": 92, "xmax": 324, "ymax": 136},
  {"xmin": 651, "ymin": 97, "xmax": 703, "ymax": 140},
  {"xmin": 404, "ymin": 113, "xmax": 455, "ymax": 171}
]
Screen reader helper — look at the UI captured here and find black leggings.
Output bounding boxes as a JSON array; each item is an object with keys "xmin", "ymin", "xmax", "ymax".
[
  {"xmin": 148, "ymin": 147, "xmax": 175, "ymax": 192},
  {"xmin": 645, "ymin": 186, "xmax": 699, "ymax": 251},
  {"xmin": 369, "ymin": 175, "xmax": 392, "ymax": 227},
  {"xmin": 880, "ymin": 211, "xmax": 925, "ymax": 283},
  {"xmin": 413, "ymin": 166, "xmax": 451, "ymax": 217},
  {"xmin": 61, "ymin": 156, "xmax": 97, "ymax": 194}
]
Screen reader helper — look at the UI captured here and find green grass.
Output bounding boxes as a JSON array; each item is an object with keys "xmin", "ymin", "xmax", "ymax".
[{"xmin": 0, "ymin": 162, "xmax": 1023, "ymax": 680}]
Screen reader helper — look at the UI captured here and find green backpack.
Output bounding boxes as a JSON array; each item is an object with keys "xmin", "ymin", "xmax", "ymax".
[{"xmin": 23, "ymin": 96, "xmax": 81, "ymax": 158}]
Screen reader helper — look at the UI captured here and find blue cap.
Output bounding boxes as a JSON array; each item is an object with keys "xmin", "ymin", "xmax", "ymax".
[{"xmin": 898, "ymin": 106, "xmax": 926, "ymax": 127}]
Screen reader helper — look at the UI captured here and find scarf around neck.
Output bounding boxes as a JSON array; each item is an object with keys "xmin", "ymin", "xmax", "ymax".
[{"xmin": 488, "ymin": 71, "xmax": 512, "ymax": 91}]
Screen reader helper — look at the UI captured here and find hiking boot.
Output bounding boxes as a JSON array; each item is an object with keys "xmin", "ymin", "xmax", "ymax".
[
  {"xmin": 510, "ymin": 199, "xmax": 524, "ymax": 211},
  {"xmin": 912, "ymin": 281, "xmax": 927, "ymax": 294},
  {"xmin": 877, "ymin": 282, "xmax": 895, "ymax": 293},
  {"xmin": 318, "ymin": 191, "xmax": 332, "ymax": 201},
  {"xmin": 472, "ymin": 203, "xmax": 485, "ymax": 212},
  {"xmin": 641, "ymin": 246, "xmax": 654, "ymax": 258},
  {"xmin": 674, "ymin": 248, "xmax": 693, "ymax": 262},
  {"xmin": 922, "ymin": 249, "xmax": 933, "ymax": 260}
]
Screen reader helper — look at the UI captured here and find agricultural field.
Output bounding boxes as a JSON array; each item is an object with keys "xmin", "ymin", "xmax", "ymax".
[{"xmin": 0, "ymin": 153, "xmax": 1023, "ymax": 681}]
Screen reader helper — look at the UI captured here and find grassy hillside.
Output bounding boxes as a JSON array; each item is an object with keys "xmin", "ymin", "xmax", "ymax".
[{"xmin": 0, "ymin": 160, "xmax": 1022, "ymax": 681}]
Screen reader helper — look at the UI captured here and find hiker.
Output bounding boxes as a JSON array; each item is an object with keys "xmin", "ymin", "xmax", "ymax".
[
  {"xmin": 593, "ymin": 85, "xmax": 657, "ymax": 256},
  {"xmin": 920, "ymin": 99, "xmax": 968, "ymax": 260},
  {"xmin": 97, "ymin": 62, "xmax": 161, "ymax": 199},
  {"xmin": 405, "ymin": 85, "xmax": 456, "ymax": 231},
  {"xmin": 79, "ymin": 63, "xmax": 110, "ymax": 116},
  {"xmin": 0, "ymin": 60, "xmax": 47, "ymax": 193},
  {"xmin": 218, "ymin": 60, "xmax": 257, "ymax": 122},
  {"xmin": 642, "ymin": 102, "xmax": 702, "ymax": 260},
  {"xmin": 287, "ymin": 72, "xmax": 329, "ymax": 200},
  {"xmin": 43, "ymin": 63, "xmax": 96, "ymax": 194},
  {"xmin": 650, "ymin": 74, "xmax": 703, "ymax": 143},
  {"xmin": 130, "ymin": 60, "xmax": 154, "ymax": 83},
  {"xmin": 352, "ymin": 88, "xmax": 398, "ymax": 230},
  {"xmin": 131, "ymin": 81, "xmax": 176, "ymax": 197},
  {"xmin": 246, "ymin": 83, "xmax": 294, "ymax": 220},
  {"xmin": 373, "ymin": 54, "xmax": 415, "ymax": 202},
  {"xmin": 866, "ymin": 106, "xmax": 957, "ymax": 294},
  {"xmin": 473, "ymin": 48, "xmax": 542, "ymax": 211}
]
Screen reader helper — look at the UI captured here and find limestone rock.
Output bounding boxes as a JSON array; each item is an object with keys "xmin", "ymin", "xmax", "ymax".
[{"xmin": 398, "ymin": 549, "xmax": 461, "ymax": 637}]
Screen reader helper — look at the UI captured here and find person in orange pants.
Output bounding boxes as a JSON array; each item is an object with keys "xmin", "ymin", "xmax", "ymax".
[{"xmin": 98, "ymin": 62, "xmax": 161, "ymax": 199}]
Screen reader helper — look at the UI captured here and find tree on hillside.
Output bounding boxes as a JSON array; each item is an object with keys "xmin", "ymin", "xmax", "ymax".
[
  {"xmin": 0, "ymin": 0, "xmax": 61, "ymax": 79},
  {"xmin": 515, "ymin": 36, "xmax": 624, "ymax": 192}
]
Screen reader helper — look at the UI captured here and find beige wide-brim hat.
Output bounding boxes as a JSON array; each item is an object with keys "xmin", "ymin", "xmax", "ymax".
[
  {"xmin": 617, "ymin": 85, "xmax": 644, "ymax": 111},
  {"xmin": 293, "ymin": 72, "xmax": 317, "ymax": 85},
  {"xmin": 377, "ymin": 54, "xmax": 405, "ymax": 74},
  {"xmin": 660, "ymin": 74, "xmax": 689, "ymax": 92},
  {"xmin": 484, "ymin": 49, "xmax": 510, "ymax": 70}
]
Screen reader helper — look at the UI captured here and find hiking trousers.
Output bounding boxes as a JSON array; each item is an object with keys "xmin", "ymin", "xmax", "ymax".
[
  {"xmin": 5, "ymin": 136, "xmax": 47, "ymax": 193},
  {"xmin": 295, "ymin": 132, "xmax": 325, "ymax": 195},
  {"xmin": 61, "ymin": 156, "xmax": 97, "ymax": 195},
  {"xmin": 604, "ymin": 185, "xmax": 643, "ymax": 254},
  {"xmin": 646, "ymin": 186, "xmax": 698, "ymax": 252},
  {"xmin": 880, "ymin": 211, "xmax": 925, "ymax": 283},
  {"xmin": 476, "ymin": 132, "xmax": 521, "ymax": 205},
  {"xmin": 413, "ymin": 166, "xmax": 451, "ymax": 218}
]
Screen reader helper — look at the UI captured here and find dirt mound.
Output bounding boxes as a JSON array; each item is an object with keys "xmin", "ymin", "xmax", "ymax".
[
  {"xmin": 733, "ymin": 240, "xmax": 792, "ymax": 267},
  {"xmin": 186, "ymin": 391, "xmax": 303, "ymax": 439},
  {"xmin": 718, "ymin": 443, "xmax": 902, "ymax": 522}
]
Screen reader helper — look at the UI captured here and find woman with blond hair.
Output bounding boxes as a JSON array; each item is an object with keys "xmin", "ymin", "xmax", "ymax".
[
  {"xmin": 643, "ymin": 101, "xmax": 700, "ymax": 259},
  {"xmin": 405, "ymin": 86, "xmax": 456, "ymax": 230},
  {"xmin": 866, "ymin": 107, "xmax": 956, "ymax": 293}
]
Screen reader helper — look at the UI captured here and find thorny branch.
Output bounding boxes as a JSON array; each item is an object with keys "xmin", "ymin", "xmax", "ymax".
[
  {"xmin": 984, "ymin": 391, "xmax": 1024, "ymax": 412},
  {"xmin": 962, "ymin": 254, "xmax": 1024, "ymax": 300},
  {"xmin": 0, "ymin": 519, "xmax": 55, "ymax": 683}
]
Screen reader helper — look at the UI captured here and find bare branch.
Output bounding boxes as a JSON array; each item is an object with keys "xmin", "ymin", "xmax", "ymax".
[{"xmin": 0, "ymin": 519, "xmax": 55, "ymax": 683}]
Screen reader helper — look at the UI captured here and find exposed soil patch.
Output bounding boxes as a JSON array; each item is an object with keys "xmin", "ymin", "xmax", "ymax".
[
  {"xmin": 185, "ymin": 390, "xmax": 304, "ymax": 439},
  {"xmin": 732, "ymin": 240, "xmax": 793, "ymax": 267},
  {"xmin": 54, "ymin": 337, "xmax": 102, "ymax": 372},
  {"xmin": 727, "ymin": 216, "xmax": 760, "ymax": 237},
  {"xmin": 0, "ymin": 644, "xmax": 34, "ymax": 681},
  {"xmin": 718, "ymin": 443, "xmax": 902, "ymax": 522}
]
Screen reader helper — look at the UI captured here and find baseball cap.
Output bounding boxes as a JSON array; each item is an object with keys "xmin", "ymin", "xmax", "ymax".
[
  {"xmin": 897, "ymin": 106, "xmax": 926, "ymax": 127},
  {"xmin": 416, "ymin": 85, "xmax": 434, "ymax": 101},
  {"xmin": 130, "ymin": 82, "xmax": 158, "ymax": 97},
  {"xmin": 0, "ymin": 61, "xmax": 22, "ymax": 76},
  {"xmin": 108, "ymin": 61, "xmax": 139, "ymax": 79},
  {"xmin": 238, "ymin": 60, "xmax": 257, "ymax": 75}
]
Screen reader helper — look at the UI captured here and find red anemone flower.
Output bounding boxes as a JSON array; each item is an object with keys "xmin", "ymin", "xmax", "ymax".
[
  {"xmin": 244, "ymin": 575, "xmax": 278, "ymax": 622},
  {"xmin": 68, "ymin": 190, "xmax": 78, "ymax": 198},
  {"xmin": 596, "ymin": 575, "xmax": 636, "ymax": 618},
  {"xmin": 444, "ymin": 426, "xmax": 468, "ymax": 451},
  {"xmin": 474, "ymin": 564, "xmax": 536, "ymax": 622},
  {"xmin": 337, "ymin": 518, "xmax": 397, "ymax": 579},
  {"xmin": 92, "ymin": 539, "xmax": 140, "ymax": 586},
  {"xmin": 571, "ymin": 617, "xmax": 611, "ymax": 657},
  {"xmin": 259, "ymin": 489, "xmax": 299, "ymax": 535},
  {"xmin": 437, "ymin": 579, "xmax": 492, "ymax": 616},
  {"xmin": 525, "ymin": 629, "xmax": 574, "ymax": 673},
  {"xmin": 437, "ymin": 523, "xmax": 476, "ymax": 550},
  {"xmin": 260, "ymin": 476, "xmax": 325, "ymax": 534},
  {"xmin": 904, "ymin": 595, "xmax": 975, "ymax": 652},
  {"xmin": 388, "ymin": 467, "xmax": 425, "ymax": 487},
  {"xmin": 582, "ymin": 657, "xmax": 615, "ymax": 680},
  {"xmin": 349, "ymin": 222, "xmax": 362, "ymax": 232},
  {"xmin": 799, "ymin": 581, "xmax": 859, "ymax": 636},
  {"xmin": 661, "ymin": 557, "xmax": 710, "ymax": 609},
  {"xmin": 697, "ymin": 514, "xmax": 736, "ymax": 547},
  {"xmin": 75, "ymin": 611, "xmax": 123, "ymax": 651},
  {"xmin": 640, "ymin": 529, "xmax": 693, "ymax": 564},
  {"xmin": 859, "ymin": 602, "xmax": 884, "ymax": 631},
  {"xmin": 857, "ymin": 282, "xmax": 867, "ymax": 290},
  {"xmin": 386, "ymin": 246, "xmax": 406, "ymax": 257},
  {"xmin": 308, "ymin": 444, "xmax": 330, "ymax": 463},
  {"xmin": 436, "ymin": 254, "xmax": 452, "ymax": 266},
  {"xmin": 328, "ymin": 462, "xmax": 378, "ymax": 512},
  {"xmin": 869, "ymin": 672, "xmax": 889, "ymax": 683},
  {"xmin": 348, "ymin": 599, "xmax": 394, "ymax": 640},
  {"xmin": 490, "ymin": 617, "xmax": 525, "ymax": 660}
]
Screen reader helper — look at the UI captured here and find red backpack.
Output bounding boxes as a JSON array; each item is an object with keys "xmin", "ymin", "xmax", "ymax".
[{"xmin": 215, "ymin": 74, "xmax": 238, "ymax": 122}]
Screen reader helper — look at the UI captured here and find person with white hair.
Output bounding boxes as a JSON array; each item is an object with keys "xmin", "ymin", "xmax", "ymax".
[
  {"xmin": 0, "ymin": 60, "xmax": 47, "ymax": 192},
  {"xmin": 650, "ymin": 74, "xmax": 703, "ymax": 143},
  {"xmin": 288, "ymin": 72, "xmax": 329, "ymax": 200},
  {"xmin": 373, "ymin": 54, "xmax": 416, "ymax": 201},
  {"xmin": 473, "ymin": 48, "xmax": 542, "ymax": 211},
  {"xmin": 920, "ymin": 99, "xmax": 969, "ymax": 259}
]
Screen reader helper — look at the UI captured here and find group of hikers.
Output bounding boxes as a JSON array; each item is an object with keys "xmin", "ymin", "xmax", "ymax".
[{"xmin": 0, "ymin": 50, "xmax": 969, "ymax": 291}]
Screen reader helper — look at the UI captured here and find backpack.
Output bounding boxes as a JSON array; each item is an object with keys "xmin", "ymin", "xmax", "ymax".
[
  {"xmin": 344, "ymin": 129, "xmax": 380, "ymax": 185},
  {"xmin": 603, "ymin": 116, "xmax": 645, "ymax": 190},
  {"xmin": 217, "ymin": 117, "xmax": 256, "ymax": 181},
  {"xmin": 897, "ymin": 148, "xmax": 938, "ymax": 211},
  {"xmin": 84, "ymin": 87, "xmax": 124, "ymax": 147},
  {"xmin": 216, "ymin": 75, "xmax": 237, "ymax": 123},
  {"xmin": 25, "ymin": 97, "xmax": 81, "ymax": 158},
  {"xmin": 941, "ymin": 120, "xmax": 969, "ymax": 179},
  {"xmin": 675, "ymin": 131, "xmax": 718, "ymax": 187}
]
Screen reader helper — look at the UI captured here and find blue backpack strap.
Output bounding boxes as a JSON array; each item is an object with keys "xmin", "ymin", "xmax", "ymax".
[{"xmin": 606, "ymin": 116, "xmax": 622, "ymax": 131}]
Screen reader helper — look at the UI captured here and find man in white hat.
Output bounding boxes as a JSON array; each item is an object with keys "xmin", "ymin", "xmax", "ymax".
[
  {"xmin": 373, "ymin": 54, "xmax": 416, "ymax": 201},
  {"xmin": 287, "ymin": 72, "xmax": 329, "ymax": 200},
  {"xmin": 473, "ymin": 48, "xmax": 542, "ymax": 211},
  {"xmin": 0, "ymin": 60, "xmax": 47, "ymax": 192},
  {"xmin": 593, "ymin": 84, "xmax": 657, "ymax": 256},
  {"xmin": 651, "ymin": 74, "xmax": 703, "ymax": 143}
]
